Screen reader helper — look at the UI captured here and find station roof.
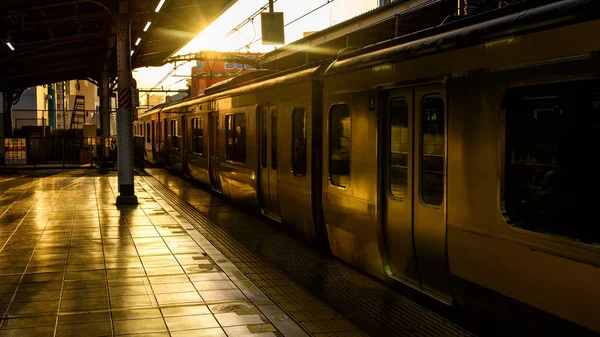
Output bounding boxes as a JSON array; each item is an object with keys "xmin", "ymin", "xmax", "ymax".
[{"xmin": 0, "ymin": 0, "xmax": 236, "ymax": 91}]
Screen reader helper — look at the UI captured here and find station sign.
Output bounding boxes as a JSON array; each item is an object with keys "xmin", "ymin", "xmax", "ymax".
[
  {"xmin": 4, "ymin": 138, "xmax": 27, "ymax": 165},
  {"xmin": 261, "ymin": 12, "xmax": 285, "ymax": 45}
]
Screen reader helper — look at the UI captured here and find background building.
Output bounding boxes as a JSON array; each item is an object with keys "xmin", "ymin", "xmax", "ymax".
[{"xmin": 0, "ymin": 79, "xmax": 99, "ymax": 131}]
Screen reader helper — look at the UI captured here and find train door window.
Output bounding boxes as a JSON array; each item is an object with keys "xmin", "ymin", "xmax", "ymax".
[
  {"xmin": 421, "ymin": 96, "xmax": 444, "ymax": 206},
  {"xmin": 292, "ymin": 108, "xmax": 307, "ymax": 177},
  {"xmin": 225, "ymin": 113, "xmax": 246, "ymax": 164},
  {"xmin": 163, "ymin": 119, "xmax": 167, "ymax": 146},
  {"xmin": 271, "ymin": 109, "xmax": 277, "ymax": 170},
  {"xmin": 146, "ymin": 124, "xmax": 151, "ymax": 143},
  {"xmin": 390, "ymin": 99, "xmax": 409, "ymax": 199},
  {"xmin": 329, "ymin": 104, "xmax": 351, "ymax": 188},
  {"xmin": 191, "ymin": 118, "xmax": 204, "ymax": 156},
  {"xmin": 504, "ymin": 80, "xmax": 600, "ymax": 245},
  {"xmin": 261, "ymin": 108, "xmax": 267, "ymax": 168},
  {"xmin": 170, "ymin": 120, "xmax": 179, "ymax": 149}
]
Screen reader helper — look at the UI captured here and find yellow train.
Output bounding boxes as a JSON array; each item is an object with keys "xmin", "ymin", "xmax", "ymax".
[{"xmin": 137, "ymin": 0, "xmax": 600, "ymax": 333}]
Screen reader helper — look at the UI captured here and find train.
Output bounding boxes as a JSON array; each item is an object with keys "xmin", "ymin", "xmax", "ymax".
[{"xmin": 136, "ymin": 0, "xmax": 600, "ymax": 334}]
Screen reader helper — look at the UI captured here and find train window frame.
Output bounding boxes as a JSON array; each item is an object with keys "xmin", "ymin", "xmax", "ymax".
[
  {"xmin": 146, "ymin": 124, "xmax": 151, "ymax": 143},
  {"xmin": 502, "ymin": 80, "xmax": 600, "ymax": 246},
  {"xmin": 260, "ymin": 107, "xmax": 268, "ymax": 169},
  {"xmin": 420, "ymin": 95, "xmax": 445, "ymax": 207},
  {"xmin": 271, "ymin": 108, "xmax": 278, "ymax": 171},
  {"xmin": 291, "ymin": 107, "xmax": 307, "ymax": 177},
  {"xmin": 225, "ymin": 113, "xmax": 247, "ymax": 165},
  {"xmin": 191, "ymin": 117, "xmax": 205, "ymax": 157},
  {"xmin": 328, "ymin": 103, "xmax": 351, "ymax": 189},
  {"xmin": 388, "ymin": 98, "xmax": 409, "ymax": 200},
  {"xmin": 170, "ymin": 120, "xmax": 179, "ymax": 149}
]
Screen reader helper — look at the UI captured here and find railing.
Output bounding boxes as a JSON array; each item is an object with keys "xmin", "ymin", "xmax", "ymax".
[
  {"xmin": 12, "ymin": 109, "xmax": 101, "ymax": 129},
  {"xmin": 0, "ymin": 136, "xmax": 119, "ymax": 168}
]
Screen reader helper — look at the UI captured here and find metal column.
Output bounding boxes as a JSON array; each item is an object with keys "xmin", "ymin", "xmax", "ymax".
[
  {"xmin": 101, "ymin": 66, "xmax": 110, "ymax": 139},
  {"xmin": 114, "ymin": 7, "xmax": 138, "ymax": 205},
  {"xmin": 2, "ymin": 91, "xmax": 14, "ymax": 138}
]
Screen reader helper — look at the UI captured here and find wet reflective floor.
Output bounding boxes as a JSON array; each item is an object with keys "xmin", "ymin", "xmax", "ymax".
[
  {"xmin": 0, "ymin": 170, "xmax": 472, "ymax": 337},
  {"xmin": 0, "ymin": 170, "xmax": 312, "ymax": 337},
  {"xmin": 144, "ymin": 169, "xmax": 473, "ymax": 337}
]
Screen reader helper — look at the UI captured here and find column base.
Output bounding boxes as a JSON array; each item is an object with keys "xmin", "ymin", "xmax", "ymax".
[{"xmin": 116, "ymin": 194, "xmax": 138, "ymax": 205}]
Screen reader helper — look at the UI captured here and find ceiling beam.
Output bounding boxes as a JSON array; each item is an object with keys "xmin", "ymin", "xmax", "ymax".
[
  {"xmin": 13, "ymin": 31, "xmax": 106, "ymax": 49},
  {"xmin": 1, "ymin": 46, "xmax": 106, "ymax": 66}
]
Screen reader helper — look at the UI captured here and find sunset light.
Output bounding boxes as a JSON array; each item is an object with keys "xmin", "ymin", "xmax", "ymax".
[{"xmin": 133, "ymin": 0, "xmax": 378, "ymax": 91}]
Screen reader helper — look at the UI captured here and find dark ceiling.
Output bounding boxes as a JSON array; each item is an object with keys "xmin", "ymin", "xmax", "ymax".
[{"xmin": 0, "ymin": 0, "xmax": 236, "ymax": 91}]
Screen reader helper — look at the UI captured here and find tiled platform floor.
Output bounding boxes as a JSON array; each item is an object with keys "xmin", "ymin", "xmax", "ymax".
[
  {"xmin": 0, "ymin": 171, "xmax": 336, "ymax": 337},
  {"xmin": 142, "ymin": 169, "xmax": 473, "ymax": 337}
]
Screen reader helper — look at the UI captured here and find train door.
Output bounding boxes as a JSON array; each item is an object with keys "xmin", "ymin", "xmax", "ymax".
[
  {"xmin": 258, "ymin": 104, "xmax": 282, "ymax": 221},
  {"xmin": 162, "ymin": 118, "xmax": 168, "ymax": 165},
  {"xmin": 382, "ymin": 85, "xmax": 452, "ymax": 304},
  {"xmin": 151, "ymin": 120, "xmax": 156, "ymax": 161},
  {"xmin": 382, "ymin": 88, "xmax": 420, "ymax": 288},
  {"xmin": 414, "ymin": 84, "xmax": 451, "ymax": 303},
  {"xmin": 209, "ymin": 112, "xmax": 222, "ymax": 193},
  {"xmin": 181, "ymin": 116, "xmax": 188, "ymax": 175}
]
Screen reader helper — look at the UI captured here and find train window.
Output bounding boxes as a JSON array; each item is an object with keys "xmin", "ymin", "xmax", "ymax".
[
  {"xmin": 421, "ymin": 96, "xmax": 444, "ymax": 206},
  {"xmin": 329, "ymin": 104, "xmax": 351, "ymax": 188},
  {"xmin": 504, "ymin": 80, "xmax": 600, "ymax": 245},
  {"xmin": 163, "ymin": 119, "xmax": 167, "ymax": 148},
  {"xmin": 146, "ymin": 124, "xmax": 151, "ymax": 143},
  {"xmin": 390, "ymin": 99, "xmax": 409, "ymax": 199},
  {"xmin": 261, "ymin": 108, "xmax": 267, "ymax": 168},
  {"xmin": 272, "ymin": 109, "xmax": 278, "ymax": 170},
  {"xmin": 292, "ymin": 108, "xmax": 307, "ymax": 177},
  {"xmin": 225, "ymin": 113, "xmax": 246, "ymax": 164},
  {"xmin": 170, "ymin": 120, "xmax": 179, "ymax": 149},
  {"xmin": 191, "ymin": 118, "xmax": 204, "ymax": 156}
]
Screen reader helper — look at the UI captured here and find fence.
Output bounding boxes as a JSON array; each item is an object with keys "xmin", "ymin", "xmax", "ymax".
[
  {"xmin": 11, "ymin": 109, "xmax": 101, "ymax": 129},
  {"xmin": 0, "ymin": 136, "xmax": 120, "ymax": 168}
]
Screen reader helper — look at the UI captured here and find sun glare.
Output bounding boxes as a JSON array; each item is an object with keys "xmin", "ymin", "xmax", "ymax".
[{"xmin": 135, "ymin": 0, "xmax": 378, "ymax": 90}]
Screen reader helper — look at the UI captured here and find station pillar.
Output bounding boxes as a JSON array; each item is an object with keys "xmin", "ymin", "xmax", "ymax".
[
  {"xmin": 2, "ymin": 91, "xmax": 14, "ymax": 138},
  {"xmin": 114, "ymin": 5, "xmax": 138, "ymax": 205},
  {"xmin": 100, "ymin": 65, "xmax": 110, "ymax": 139}
]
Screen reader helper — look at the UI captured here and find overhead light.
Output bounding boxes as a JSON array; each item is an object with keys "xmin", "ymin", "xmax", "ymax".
[
  {"xmin": 155, "ymin": 0, "xmax": 165, "ymax": 12},
  {"xmin": 131, "ymin": 50, "xmax": 134, "ymax": 56},
  {"xmin": 135, "ymin": 38, "xmax": 141, "ymax": 46},
  {"xmin": 143, "ymin": 21, "xmax": 152, "ymax": 32},
  {"xmin": 6, "ymin": 42, "xmax": 15, "ymax": 51}
]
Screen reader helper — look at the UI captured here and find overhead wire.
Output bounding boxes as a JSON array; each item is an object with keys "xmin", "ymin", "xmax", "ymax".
[
  {"xmin": 233, "ymin": 0, "xmax": 336, "ymax": 52},
  {"xmin": 224, "ymin": 0, "xmax": 281, "ymax": 39},
  {"xmin": 154, "ymin": 0, "xmax": 337, "ymax": 88}
]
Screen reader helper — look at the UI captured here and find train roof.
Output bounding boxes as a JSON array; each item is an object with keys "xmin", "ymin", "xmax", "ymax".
[
  {"xmin": 144, "ymin": 61, "xmax": 330, "ymax": 114},
  {"xmin": 326, "ymin": 0, "xmax": 599, "ymax": 75},
  {"xmin": 203, "ymin": 69, "xmax": 279, "ymax": 95}
]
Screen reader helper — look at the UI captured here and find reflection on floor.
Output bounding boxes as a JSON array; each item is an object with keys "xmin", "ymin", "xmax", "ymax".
[
  {"xmin": 0, "ymin": 170, "xmax": 314, "ymax": 337},
  {"xmin": 144, "ymin": 168, "xmax": 472, "ymax": 337}
]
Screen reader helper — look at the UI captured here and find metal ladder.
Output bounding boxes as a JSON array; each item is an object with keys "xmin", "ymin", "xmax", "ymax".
[{"xmin": 69, "ymin": 95, "xmax": 85, "ymax": 129}]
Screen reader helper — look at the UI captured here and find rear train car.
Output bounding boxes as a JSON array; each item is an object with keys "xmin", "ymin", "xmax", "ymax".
[{"xmin": 139, "ymin": 65, "xmax": 328, "ymax": 244}]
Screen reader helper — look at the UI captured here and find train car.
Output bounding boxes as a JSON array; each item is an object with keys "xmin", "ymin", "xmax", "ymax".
[
  {"xmin": 321, "ymin": 0, "xmax": 599, "ymax": 333},
  {"xmin": 137, "ymin": 102, "xmax": 175, "ymax": 165},
  {"xmin": 139, "ymin": 64, "xmax": 329, "ymax": 243},
  {"xmin": 138, "ymin": 0, "xmax": 599, "ymax": 333}
]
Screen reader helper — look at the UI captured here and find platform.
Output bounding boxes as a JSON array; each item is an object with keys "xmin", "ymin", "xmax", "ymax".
[{"xmin": 0, "ymin": 169, "xmax": 473, "ymax": 336}]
